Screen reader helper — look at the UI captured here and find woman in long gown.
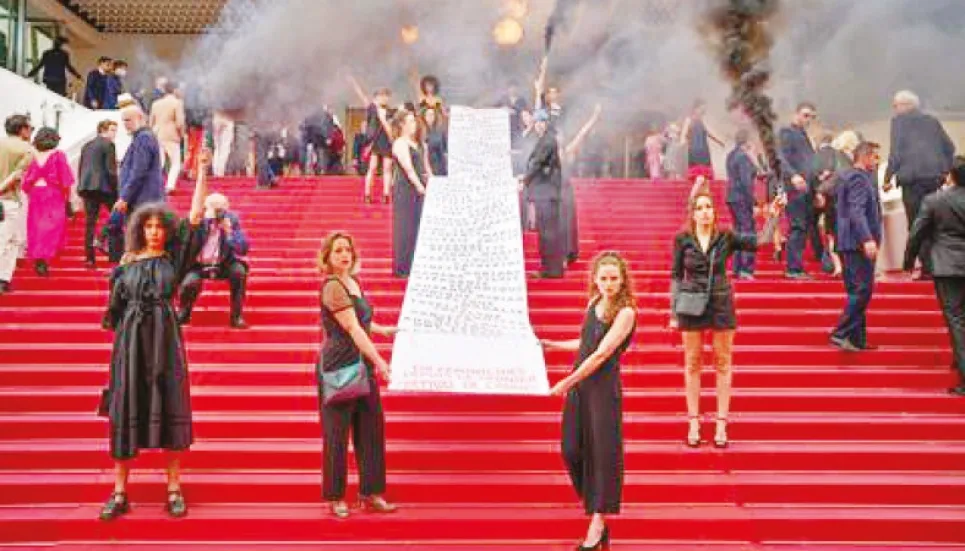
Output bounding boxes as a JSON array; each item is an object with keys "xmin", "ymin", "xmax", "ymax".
[
  {"xmin": 391, "ymin": 110, "xmax": 430, "ymax": 278},
  {"xmin": 98, "ymin": 150, "xmax": 210, "ymax": 521},
  {"xmin": 541, "ymin": 252, "xmax": 638, "ymax": 550},
  {"xmin": 21, "ymin": 127, "xmax": 73, "ymax": 276},
  {"xmin": 422, "ymin": 106, "xmax": 447, "ymax": 177}
]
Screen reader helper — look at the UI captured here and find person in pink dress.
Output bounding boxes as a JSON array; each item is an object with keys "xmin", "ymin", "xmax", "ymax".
[
  {"xmin": 21, "ymin": 127, "xmax": 74, "ymax": 276},
  {"xmin": 644, "ymin": 127, "xmax": 665, "ymax": 180}
]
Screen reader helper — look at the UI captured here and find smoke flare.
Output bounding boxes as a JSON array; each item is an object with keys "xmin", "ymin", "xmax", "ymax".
[
  {"xmin": 705, "ymin": 0, "xmax": 783, "ymax": 179},
  {"xmin": 545, "ymin": 0, "xmax": 581, "ymax": 53}
]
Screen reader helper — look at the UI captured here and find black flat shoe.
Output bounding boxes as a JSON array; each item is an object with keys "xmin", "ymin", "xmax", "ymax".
[
  {"xmin": 99, "ymin": 492, "xmax": 129, "ymax": 521},
  {"xmin": 578, "ymin": 524, "xmax": 610, "ymax": 551},
  {"xmin": 166, "ymin": 490, "xmax": 187, "ymax": 518}
]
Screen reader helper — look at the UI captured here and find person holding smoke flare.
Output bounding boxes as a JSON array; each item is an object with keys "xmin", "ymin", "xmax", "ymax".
[
  {"xmin": 541, "ymin": 251, "xmax": 637, "ymax": 551},
  {"xmin": 671, "ymin": 185, "xmax": 782, "ymax": 449},
  {"xmin": 349, "ymin": 75, "xmax": 395, "ymax": 204}
]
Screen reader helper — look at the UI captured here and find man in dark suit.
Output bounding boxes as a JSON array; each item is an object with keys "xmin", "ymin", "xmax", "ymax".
[
  {"xmin": 885, "ymin": 90, "xmax": 956, "ymax": 278},
  {"xmin": 83, "ymin": 57, "xmax": 113, "ymax": 110},
  {"xmin": 115, "ymin": 100, "xmax": 164, "ymax": 215},
  {"xmin": 830, "ymin": 142, "xmax": 883, "ymax": 352},
  {"xmin": 77, "ymin": 120, "xmax": 119, "ymax": 268},
  {"xmin": 904, "ymin": 156, "xmax": 965, "ymax": 396},
  {"xmin": 779, "ymin": 102, "xmax": 822, "ymax": 279},
  {"xmin": 178, "ymin": 193, "xmax": 250, "ymax": 329},
  {"xmin": 726, "ymin": 129, "xmax": 759, "ymax": 279},
  {"xmin": 26, "ymin": 37, "xmax": 81, "ymax": 97},
  {"xmin": 522, "ymin": 109, "xmax": 564, "ymax": 279}
]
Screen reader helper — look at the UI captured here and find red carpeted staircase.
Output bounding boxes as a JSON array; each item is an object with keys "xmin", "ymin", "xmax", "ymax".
[{"xmin": 0, "ymin": 176, "xmax": 962, "ymax": 550}]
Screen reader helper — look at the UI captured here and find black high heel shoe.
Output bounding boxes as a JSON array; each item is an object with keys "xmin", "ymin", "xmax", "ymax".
[
  {"xmin": 578, "ymin": 524, "xmax": 610, "ymax": 551},
  {"xmin": 99, "ymin": 492, "xmax": 129, "ymax": 521},
  {"xmin": 686, "ymin": 416, "xmax": 703, "ymax": 448},
  {"xmin": 714, "ymin": 416, "xmax": 729, "ymax": 449}
]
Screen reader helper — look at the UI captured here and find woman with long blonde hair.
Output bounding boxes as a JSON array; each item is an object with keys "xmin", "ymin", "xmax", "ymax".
[{"xmin": 541, "ymin": 252, "xmax": 638, "ymax": 550}]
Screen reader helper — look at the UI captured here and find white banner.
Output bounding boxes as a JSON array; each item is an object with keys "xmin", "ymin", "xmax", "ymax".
[{"xmin": 388, "ymin": 107, "xmax": 549, "ymax": 396}]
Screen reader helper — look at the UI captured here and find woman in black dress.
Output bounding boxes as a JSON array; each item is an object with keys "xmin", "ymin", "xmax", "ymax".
[
  {"xmin": 348, "ymin": 75, "xmax": 394, "ymax": 204},
  {"xmin": 391, "ymin": 110, "xmax": 431, "ymax": 278},
  {"xmin": 671, "ymin": 187, "xmax": 775, "ymax": 448},
  {"xmin": 98, "ymin": 151, "xmax": 210, "ymax": 521},
  {"xmin": 422, "ymin": 106, "xmax": 447, "ymax": 176},
  {"xmin": 316, "ymin": 231, "xmax": 397, "ymax": 518},
  {"xmin": 541, "ymin": 252, "xmax": 638, "ymax": 551}
]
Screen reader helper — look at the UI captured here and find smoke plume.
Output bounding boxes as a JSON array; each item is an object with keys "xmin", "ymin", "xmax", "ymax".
[{"xmin": 703, "ymin": 0, "xmax": 782, "ymax": 178}]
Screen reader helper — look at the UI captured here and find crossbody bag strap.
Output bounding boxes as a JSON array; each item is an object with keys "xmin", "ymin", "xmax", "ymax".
[{"xmin": 706, "ymin": 247, "xmax": 717, "ymax": 298}]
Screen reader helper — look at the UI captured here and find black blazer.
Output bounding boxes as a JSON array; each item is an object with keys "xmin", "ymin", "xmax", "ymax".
[
  {"xmin": 523, "ymin": 131, "xmax": 562, "ymax": 202},
  {"xmin": 77, "ymin": 136, "xmax": 118, "ymax": 199},
  {"xmin": 904, "ymin": 186, "xmax": 965, "ymax": 276},
  {"xmin": 885, "ymin": 110, "xmax": 955, "ymax": 185},
  {"xmin": 672, "ymin": 230, "xmax": 757, "ymax": 294}
]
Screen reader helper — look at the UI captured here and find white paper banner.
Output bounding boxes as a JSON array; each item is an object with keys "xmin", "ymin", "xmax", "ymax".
[{"xmin": 388, "ymin": 107, "xmax": 549, "ymax": 396}]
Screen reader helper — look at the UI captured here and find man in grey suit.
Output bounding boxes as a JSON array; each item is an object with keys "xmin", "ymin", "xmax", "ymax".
[
  {"xmin": 884, "ymin": 90, "xmax": 956, "ymax": 278},
  {"xmin": 905, "ymin": 156, "xmax": 965, "ymax": 397}
]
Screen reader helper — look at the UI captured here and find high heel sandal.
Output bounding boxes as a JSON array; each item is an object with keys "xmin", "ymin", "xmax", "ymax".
[
  {"xmin": 330, "ymin": 500, "xmax": 350, "ymax": 519},
  {"xmin": 714, "ymin": 417, "xmax": 729, "ymax": 449},
  {"xmin": 578, "ymin": 524, "xmax": 610, "ymax": 551},
  {"xmin": 166, "ymin": 490, "xmax": 187, "ymax": 518},
  {"xmin": 98, "ymin": 492, "xmax": 130, "ymax": 521},
  {"xmin": 686, "ymin": 416, "xmax": 703, "ymax": 448},
  {"xmin": 359, "ymin": 495, "xmax": 398, "ymax": 514}
]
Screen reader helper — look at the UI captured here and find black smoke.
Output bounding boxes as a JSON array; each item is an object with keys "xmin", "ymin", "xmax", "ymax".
[
  {"xmin": 704, "ymin": 0, "xmax": 783, "ymax": 179},
  {"xmin": 545, "ymin": 0, "xmax": 581, "ymax": 53}
]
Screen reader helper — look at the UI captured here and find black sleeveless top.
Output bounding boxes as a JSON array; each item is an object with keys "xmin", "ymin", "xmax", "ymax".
[{"xmin": 318, "ymin": 276, "xmax": 373, "ymax": 374}]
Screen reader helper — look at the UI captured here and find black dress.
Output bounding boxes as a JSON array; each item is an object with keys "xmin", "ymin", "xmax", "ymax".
[
  {"xmin": 561, "ymin": 299, "xmax": 635, "ymax": 515},
  {"xmin": 367, "ymin": 104, "xmax": 393, "ymax": 157},
  {"xmin": 317, "ymin": 276, "xmax": 386, "ymax": 501},
  {"xmin": 561, "ymin": 164, "xmax": 580, "ymax": 262},
  {"xmin": 392, "ymin": 142, "xmax": 427, "ymax": 277},
  {"xmin": 425, "ymin": 128, "xmax": 447, "ymax": 176},
  {"xmin": 671, "ymin": 230, "xmax": 757, "ymax": 331},
  {"xmin": 103, "ymin": 220, "xmax": 201, "ymax": 460}
]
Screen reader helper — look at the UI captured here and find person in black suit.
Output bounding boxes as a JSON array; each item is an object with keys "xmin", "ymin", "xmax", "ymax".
[
  {"xmin": 83, "ymin": 57, "xmax": 113, "ymax": 110},
  {"xmin": 885, "ymin": 90, "xmax": 956, "ymax": 278},
  {"xmin": 521, "ymin": 109, "xmax": 564, "ymax": 279},
  {"xmin": 778, "ymin": 102, "xmax": 822, "ymax": 279},
  {"xmin": 904, "ymin": 156, "xmax": 965, "ymax": 396},
  {"xmin": 830, "ymin": 142, "xmax": 883, "ymax": 352},
  {"xmin": 77, "ymin": 120, "xmax": 119, "ymax": 268},
  {"xmin": 26, "ymin": 37, "xmax": 81, "ymax": 97},
  {"xmin": 726, "ymin": 130, "xmax": 759, "ymax": 279}
]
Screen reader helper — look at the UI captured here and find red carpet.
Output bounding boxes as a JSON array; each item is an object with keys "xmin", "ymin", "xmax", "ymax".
[{"xmin": 0, "ymin": 176, "xmax": 962, "ymax": 549}]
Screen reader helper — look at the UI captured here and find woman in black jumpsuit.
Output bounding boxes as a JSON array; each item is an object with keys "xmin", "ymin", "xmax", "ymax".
[{"xmin": 541, "ymin": 252, "xmax": 638, "ymax": 551}]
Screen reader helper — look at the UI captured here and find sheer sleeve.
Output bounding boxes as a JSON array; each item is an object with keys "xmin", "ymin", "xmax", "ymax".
[
  {"xmin": 322, "ymin": 279, "xmax": 354, "ymax": 314},
  {"xmin": 169, "ymin": 218, "xmax": 202, "ymax": 286},
  {"xmin": 102, "ymin": 267, "xmax": 127, "ymax": 330}
]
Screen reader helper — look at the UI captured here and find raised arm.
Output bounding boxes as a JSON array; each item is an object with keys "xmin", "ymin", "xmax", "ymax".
[
  {"xmin": 346, "ymin": 74, "xmax": 370, "ymax": 106},
  {"xmin": 563, "ymin": 104, "xmax": 602, "ymax": 159},
  {"xmin": 188, "ymin": 149, "xmax": 210, "ymax": 226},
  {"xmin": 549, "ymin": 307, "xmax": 636, "ymax": 395},
  {"xmin": 533, "ymin": 56, "xmax": 548, "ymax": 110}
]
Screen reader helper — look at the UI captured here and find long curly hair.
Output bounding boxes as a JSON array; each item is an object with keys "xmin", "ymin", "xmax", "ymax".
[
  {"xmin": 588, "ymin": 251, "xmax": 637, "ymax": 324},
  {"xmin": 684, "ymin": 188, "xmax": 720, "ymax": 237},
  {"xmin": 124, "ymin": 202, "xmax": 179, "ymax": 255}
]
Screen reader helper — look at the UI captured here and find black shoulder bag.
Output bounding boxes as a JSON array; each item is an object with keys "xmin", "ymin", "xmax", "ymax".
[{"xmin": 673, "ymin": 247, "xmax": 716, "ymax": 317}]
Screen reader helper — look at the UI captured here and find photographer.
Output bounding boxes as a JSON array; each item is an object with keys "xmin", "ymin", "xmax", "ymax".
[{"xmin": 177, "ymin": 193, "xmax": 249, "ymax": 328}]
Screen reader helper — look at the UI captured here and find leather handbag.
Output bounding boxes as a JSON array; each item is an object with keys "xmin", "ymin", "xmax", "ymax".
[
  {"xmin": 320, "ymin": 358, "xmax": 370, "ymax": 406},
  {"xmin": 673, "ymin": 248, "xmax": 716, "ymax": 317}
]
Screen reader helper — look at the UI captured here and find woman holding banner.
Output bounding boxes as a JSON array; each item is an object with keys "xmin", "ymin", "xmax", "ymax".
[
  {"xmin": 316, "ymin": 232, "xmax": 398, "ymax": 518},
  {"xmin": 540, "ymin": 252, "xmax": 638, "ymax": 551}
]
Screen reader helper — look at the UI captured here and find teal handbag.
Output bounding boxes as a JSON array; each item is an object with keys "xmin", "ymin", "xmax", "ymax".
[{"xmin": 320, "ymin": 359, "xmax": 370, "ymax": 405}]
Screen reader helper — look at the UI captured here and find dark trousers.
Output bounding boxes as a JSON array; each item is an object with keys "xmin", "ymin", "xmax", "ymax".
[
  {"xmin": 319, "ymin": 377, "xmax": 387, "ymax": 500},
  {"xmin": 82, "ymin": 193, "xmax": 114, "ymax": 263},
  {"xmin": 562, "ymin": 181, "xmax": 579, "ymax": 262},
  {"xmin": 179, "ymin": 261, "xmax": 248, "ymax": 320},
  {"xmin": 807, "ymin": 197, "xmax": 826, "ymax": 262},
  {"xmin": 728, "ymin": 200, "xmax": 756, "ymax": 276},
  {"xmin": 934, "ymin": 277, "xmax": 965, "ymax": 384},
  {"xmin": 44, "ymin": 80, "xmax": 68, "ymax": 97},
  {"xmin": 902, "ymin": 178, "xmax": 942, "ymax": 274},
  {"xmin": 832, "ymin": 251, "xmax": 875, "ymax": 347},
  {"xmin": 785, "ymin": 195, "xmax": 810, "ymax": 274},
  {"xmin": 534, "ymin": 198, "xmax": 564, "ymax": 277}
]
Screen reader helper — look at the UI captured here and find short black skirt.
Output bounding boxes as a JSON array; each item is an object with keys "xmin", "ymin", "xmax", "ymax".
[{"xmin": 677, "ymin": 289, "xmax": 737, "ymax": 331}]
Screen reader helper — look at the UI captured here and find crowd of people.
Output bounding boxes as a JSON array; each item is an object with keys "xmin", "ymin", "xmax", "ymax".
[{"xmin": 3, "ymin": 48, "xmax": 965, "ymax": 550}]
